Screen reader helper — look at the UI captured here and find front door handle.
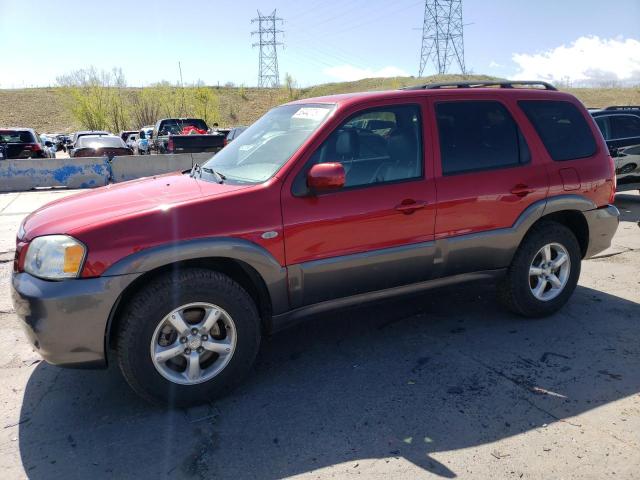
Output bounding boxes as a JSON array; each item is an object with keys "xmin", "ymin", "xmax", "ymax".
[
  {"xmin": 395, "ymin": 199, "xmax": 427, "ymax": 214},
  {"xmin": 510, "ymin": 184, "xmax": 533, "ymax": 197}
]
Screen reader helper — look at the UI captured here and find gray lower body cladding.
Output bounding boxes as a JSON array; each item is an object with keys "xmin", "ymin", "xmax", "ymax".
[
  {"xmin": 11, "ymin": 272, "xmax": 140, "ymax": 368},
  {"xmin": 582, "ymin": 204, "xmax": 620, "ymax": 258}
]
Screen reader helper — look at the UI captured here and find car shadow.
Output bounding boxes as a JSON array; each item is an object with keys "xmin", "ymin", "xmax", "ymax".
[{"xmin": 18, "ymin": 282, "xmax": 639, "ymax": 479}]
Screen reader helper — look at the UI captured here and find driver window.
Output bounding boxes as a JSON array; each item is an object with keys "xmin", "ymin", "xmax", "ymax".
[{"xmin": 307, "ymin": 104, "xmax": 423, "ymax": 188}]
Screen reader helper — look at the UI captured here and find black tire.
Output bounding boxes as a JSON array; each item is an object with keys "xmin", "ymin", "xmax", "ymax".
[
  {"xmin": 117, "ymin": 268, "xmax": 261, "ymax": 407},
  {"xmin": 498, "ymin": 220, "xmax": 581, "ymax": 318}
]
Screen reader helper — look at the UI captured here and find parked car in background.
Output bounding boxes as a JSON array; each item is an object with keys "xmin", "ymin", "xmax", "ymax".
[
  {"xmin": 119, "ymin": 131, "xmax": 139, "ymax": 143},
  {"xmin": 135, "ymin": 126, "xmax": 153, "ymax": 155},
  {"xmin": 224, "ymin": 126, "xmax": 247, "ymax": 146},
  {"xmin": 125, "ymin": 133, "xmax": 138, "ymax": 150},
  {"xmin": 591, "ymin": 109, "xmax": 640, "ymax": 181},
  {"xmin": 40, "ymin": 135, "xmax": 58, "ymax": 158},
  {"xmin": 11, "ymin": 81, "xmax": 620, "ymax": 407},
  {"xmin": 596, "ymin": 106, "xmax": 640, "ymax": 116},
  {"xmin": 70, "ymin": 135, "xmax": 133, "ymax": 158},
  {"xmin": 68, "ymin": 130, "xmax": 111, "ymax": 155},
  {"xmin": 150, "ymin": 118, "xmax": 226, "ymax": 154},
  {"xmin": 0, "ymin": 128, "xmax": 53, "ymax": 159},
  {"xmin": 59, "ymin": 134, "xmax": 73, "ymax": 152}
]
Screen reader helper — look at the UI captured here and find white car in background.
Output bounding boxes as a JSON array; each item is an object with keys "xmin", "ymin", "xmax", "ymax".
[{"xmin": 135, "ymin": 126, "xmax": 153, "ymax": 155}]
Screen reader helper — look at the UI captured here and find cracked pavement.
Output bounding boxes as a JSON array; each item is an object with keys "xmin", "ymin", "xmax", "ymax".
[{"xmin": 0, "ymin": 189, "xmax": 638, "ymax": 479}]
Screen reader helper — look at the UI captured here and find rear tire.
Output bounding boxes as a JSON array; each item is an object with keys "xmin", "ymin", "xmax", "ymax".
[
  {"xmin": 117, "ymin": 268, "xmax": 261, "ymax": 407},
  {"xmin": 498, "ymin": 221, "xmax": 581, "ymax": 318}
]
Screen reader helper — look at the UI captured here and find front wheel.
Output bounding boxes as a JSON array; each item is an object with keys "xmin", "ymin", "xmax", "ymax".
[
  {"xmin": 498, "ymin": 221, "xmax": 581, "ymax": 317},
  {"xmin": 117, "ymin": 269, "xmax": 261, "ymax": 407}
]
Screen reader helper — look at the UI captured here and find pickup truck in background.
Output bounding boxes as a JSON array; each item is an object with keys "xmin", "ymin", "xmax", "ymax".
[{"xmin": 150, "ymin": 118, "xmax": 227, "ymax": 154}]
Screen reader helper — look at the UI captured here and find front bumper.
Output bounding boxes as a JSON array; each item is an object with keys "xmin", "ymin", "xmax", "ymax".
[
  {"xmin": 583, "ymin": 204, "xmax": 620, "ymax": 258},
  {"xmin": 11, "ymin": 272, "xmax": 139, "ymax": 368}
]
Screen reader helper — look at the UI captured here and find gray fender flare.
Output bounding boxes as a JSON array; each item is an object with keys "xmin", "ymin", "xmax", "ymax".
[{"xmin": 102, "ymin": 237, "xmax": 289, "ymax": 315}]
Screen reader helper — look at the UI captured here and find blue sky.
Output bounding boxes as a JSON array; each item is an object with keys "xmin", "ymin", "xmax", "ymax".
[{"xmin": 0, "ymin": 0, "xmax": 638, "ymax": 88}]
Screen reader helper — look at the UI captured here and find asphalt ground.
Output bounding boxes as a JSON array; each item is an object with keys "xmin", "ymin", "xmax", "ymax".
[{"xmin": 0, "ymin": 188, "xmax": 638, "ymax": 479}]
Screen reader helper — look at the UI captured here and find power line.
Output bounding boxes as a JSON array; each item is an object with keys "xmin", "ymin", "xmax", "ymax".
[
  {"xmin": 251, "ymin": 10, "xmax": 284, "ymax": 88},
  {"xmin": 418, "ymin": 0, "xmax": 466, "ymax": 76}
]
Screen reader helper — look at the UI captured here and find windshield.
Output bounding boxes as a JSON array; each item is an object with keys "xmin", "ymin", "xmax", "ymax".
[
  {"xmin": 0, "ymin": 130, "xmax": 35, "ymax": 143},
  {"xmin": 201, "ymin": 104, "xmax": 334, "ymax": 184},
  {"xmin": 77, "ymin": 136, "xmax": 126, "ymax": 148}
]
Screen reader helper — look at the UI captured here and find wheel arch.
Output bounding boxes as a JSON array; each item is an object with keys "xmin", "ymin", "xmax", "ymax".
[
  {"xmin": 103, "ymin": 238, "xmax": 289, "ymax": 360},
  {"xmin": 534, "ymin": 209, "xmax": 589, "ymax": 258}
]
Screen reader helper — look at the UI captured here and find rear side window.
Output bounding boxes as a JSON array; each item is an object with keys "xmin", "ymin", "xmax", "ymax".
[
  {"xmin": 436, "ymin": 101, "xmax": 530, "ymax": 175},
  {"xmin": 519, "ymin": 100, "xmax": 596, "ymax": 161},
  {"xmin": 610, "ymin": 115, "xmax": 640, "ymax": 140}
]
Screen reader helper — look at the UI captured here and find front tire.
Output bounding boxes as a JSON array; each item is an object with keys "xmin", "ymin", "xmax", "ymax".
[
  {"xmin": 498, "ymin": 221, "xmax": 581, "ymax": 318},
  {"xmin": 117, "ymin": 269, "xmax": 261, "ymax": 407}
]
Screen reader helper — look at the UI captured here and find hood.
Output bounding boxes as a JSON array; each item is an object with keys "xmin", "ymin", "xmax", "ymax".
[{"xmin": 21, "ymin": 172, "xmax": 248, "ymax": 240}]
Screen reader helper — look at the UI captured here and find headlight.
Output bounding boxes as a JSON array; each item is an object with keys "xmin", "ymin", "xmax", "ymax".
[{"xmin": 24, "ymin": 235, "xmax": 86, "ymax": 280}]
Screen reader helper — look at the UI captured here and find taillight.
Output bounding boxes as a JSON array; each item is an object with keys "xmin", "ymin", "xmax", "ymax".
[
  {"xmin": 223, "ymin": 138, "xmax": 229, "ymax": 147},
  {"xmin": 609, "ymin": 155, "xmax": 616, "ymax": 204},
  {"xmin": 167, "ymin": 138, "xmax": 174, "ymax": 152},
  {"xmin": 23, "ymin": 143, "xmax": 42, "ymax": 152}
]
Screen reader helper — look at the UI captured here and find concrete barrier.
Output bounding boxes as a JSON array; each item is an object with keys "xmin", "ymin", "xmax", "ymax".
[
  {"xmin": 0, "ymin": 152, "xmax": 218, "ymax": 192},
  {"xmin": 111, "ymin": 154, "xmax": 199, "ymax": 182},
  {"xmin": 0, "ymin": 157, "xmax": 110, "ymax": 193}
]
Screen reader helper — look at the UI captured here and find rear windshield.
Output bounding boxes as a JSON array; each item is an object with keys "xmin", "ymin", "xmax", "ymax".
[
  {"xmin": 0, "ymin": 130, "xmax": 36, "ymax": 143},
  {"xmin": 76, "ymin": 136, "xmax": 126, "ymax": 148},
  {"xmin": 160, "ymin": 119, "xmax": 208, "ymax": 134},
  {"xmin": 518, "ymin": 100, "xmax": 597, "ymax": 161}
]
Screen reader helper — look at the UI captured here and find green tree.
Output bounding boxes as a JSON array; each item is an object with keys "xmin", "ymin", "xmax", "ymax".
[
  {"xmin": 188, "ymin": 82, "xmax": 220, "ymax": 125},
  {"xmin": 56, "ymin": 67, "xmax": 131, "ymax": 132}
]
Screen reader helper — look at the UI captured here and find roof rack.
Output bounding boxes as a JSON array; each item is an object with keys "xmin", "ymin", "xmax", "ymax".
[
  {"xmin": 604, "ymin": 105, "xmax": 640, "ymax": 111},
  {"xmin": 401, "ymin": 80, "xmax": 558, "ymax": 91}
]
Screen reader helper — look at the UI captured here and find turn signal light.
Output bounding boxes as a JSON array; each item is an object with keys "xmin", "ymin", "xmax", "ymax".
[{"xmin": 63, "ymin": 244, "xmax": 85, "ymax": 273}]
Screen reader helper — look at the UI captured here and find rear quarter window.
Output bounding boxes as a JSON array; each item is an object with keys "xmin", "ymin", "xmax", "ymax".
[{"xmin": 518, "ymin": 100, "xmax": 597, "ymax": 161}]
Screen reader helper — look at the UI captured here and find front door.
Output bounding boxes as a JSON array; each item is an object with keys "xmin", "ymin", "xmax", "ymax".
[{"xmin": 281, "ymin": 102, "xmax": 437, "ymax": 308}]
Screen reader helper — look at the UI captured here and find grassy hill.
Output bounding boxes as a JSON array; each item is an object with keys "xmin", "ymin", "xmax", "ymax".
[{"xmin": 1, "ymin": 75, "xmax": 638, "ymax": 133}]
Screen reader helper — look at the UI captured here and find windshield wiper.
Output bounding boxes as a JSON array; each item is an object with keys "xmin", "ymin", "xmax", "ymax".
[{"xmin": 202, "ymin": 167, "xmax": 226, "ymax": 184}]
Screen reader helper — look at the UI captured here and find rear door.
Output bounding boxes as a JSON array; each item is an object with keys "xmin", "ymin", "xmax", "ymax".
[
  {"xmin": 281, "ymin": 100, "xmax": 437, "ymax": 308},
  {"xmin": 431, "ymin": 96, "xmax": 549, "ymax": 275}
]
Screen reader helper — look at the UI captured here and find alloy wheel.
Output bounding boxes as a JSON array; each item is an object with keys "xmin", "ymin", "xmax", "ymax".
[
  {"xmin": 529, "ymin": 243, "xmax": 571, "ymax": 302},
  {"xmin": 150, "ymin": 302, "xmax": 237, "ymax": 385}
]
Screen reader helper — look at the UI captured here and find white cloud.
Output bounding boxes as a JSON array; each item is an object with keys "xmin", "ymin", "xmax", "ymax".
[
  {"xmin": 512, "ymin": 36, "xmax": 640, "ymax": 86},
  {"xmin": 489, "ymin": 61, "xmax": 504, "ymax": 69},
  {"xmin": 323, "ymin": 65, "xmax": 409, "ymax": 82}
]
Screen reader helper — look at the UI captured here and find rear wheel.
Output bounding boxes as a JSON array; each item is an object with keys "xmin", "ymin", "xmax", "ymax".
[
  {"xmin": 498, "ymin": 221, "xmax": 581, "ymax": 317},
  {"xmin": 117, "ymin": 268, "xmax": 261, "ymax": 407}
]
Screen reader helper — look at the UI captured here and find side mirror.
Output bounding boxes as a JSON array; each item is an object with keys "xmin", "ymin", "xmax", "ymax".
[
  {"xmin": 44, "ymin": 141, "xmax": 53, "ymax": 147},
  {"xmin": 307, "ymin": 162, "xmax": 345, "ymax": 193}
]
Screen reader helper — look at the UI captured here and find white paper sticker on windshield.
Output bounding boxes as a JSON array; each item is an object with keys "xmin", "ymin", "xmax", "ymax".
[{"xmin": 292, "ymin": 107, "xmax": 328, "ymax": 122}]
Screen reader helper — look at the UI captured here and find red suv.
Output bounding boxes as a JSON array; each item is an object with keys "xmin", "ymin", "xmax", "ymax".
[{"xmin": 12, "ymin": 81, "xmax": 619, "ymax": 406}]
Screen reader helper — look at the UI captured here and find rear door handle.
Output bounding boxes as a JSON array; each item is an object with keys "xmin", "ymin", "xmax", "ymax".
[
  {"xmin": 395, "ymin": 199, "xmax": 427, "ymax": 214},
  {"xmin": 510, "ymin": 184, "xmax": 533, "ymax": 197}
]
